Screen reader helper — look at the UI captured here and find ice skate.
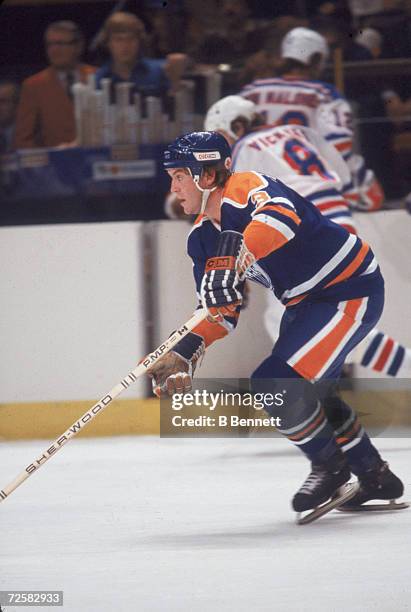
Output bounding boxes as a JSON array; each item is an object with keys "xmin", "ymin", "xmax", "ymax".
[
  {"xmin": 337, "ymin": 461, "xmax": 409, "ymax": 513},
  {"xmin": 293, "ymin": 450, "xmax": 358, "ymax": 524}
]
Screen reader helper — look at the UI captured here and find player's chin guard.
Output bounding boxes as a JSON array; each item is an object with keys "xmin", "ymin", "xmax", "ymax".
[{"xmin": 163, "ymin": 131, "xmax": 232, "ymax": 213}]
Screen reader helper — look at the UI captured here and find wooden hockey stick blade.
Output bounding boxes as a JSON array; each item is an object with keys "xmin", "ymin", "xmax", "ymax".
[
  {"xmin": 296, "ymin": 481, "xmax": 360, "ymax": 525},
  {"xmin": 336, "ymin": 500, "xmax": 409, "ymax": 512},
  {"xmin": 0, "ymin": 308, "xmax": 207, "ymax": 504}
]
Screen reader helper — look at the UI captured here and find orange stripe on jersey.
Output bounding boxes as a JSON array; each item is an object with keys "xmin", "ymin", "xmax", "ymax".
[
  {"xmin": 192, "ymin": 313, "xmax": 238, "ymax": 347},
  {"xmin": 293, "ymin": 299, "xmax": 363, "ymax": 379},
  {"xmin": 193, "ymin": 213, "xmax": 205, "ymax": 226},
  {"xmin": 342, "ymin": 298, "xmax": 364, "ymax": 319},
  {"xmin": 335, "ymin": 141, "xmax": 352, "ymax": 152},
  {"xmin": 222, "ymin": 172, "xmax": 266, "ymax": 206},
  {"xmin": 325, "ymin": 242, "xmax": 369, "ymax": 289},
  {"xmin": 316, "ymin": 200, "xmax": 347, "ymax": 212},
  {"xmin": 257, "ymin": 204, "xmax": 301, "ymax": 226},
  {"xmin": 341, "ymin": 223, "xmax": 357, "ymax": 235},
  {"xmin": 344, "ymin": 191, "xmax": 359, "ymax": 201},
  {"xmin": 243, "ymin": 220, "xmax": 288, "ymax": 260},
  {"xmin": 286, "ymin": 294, "xmax": 308, "ymax": 307}
]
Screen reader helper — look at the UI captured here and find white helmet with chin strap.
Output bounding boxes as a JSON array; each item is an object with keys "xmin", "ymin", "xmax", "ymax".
[{"xmin": 204, "ymin": 95, "xmax": 256, "ymax": 140}]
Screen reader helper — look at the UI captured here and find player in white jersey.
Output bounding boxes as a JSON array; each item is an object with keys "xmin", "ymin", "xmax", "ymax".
[
  {"xmin": 204, "ymin": 94, "xmax": 411, "ymax": 378},
  {"xmin": 241, "ymin": 27, "xmax": 384, "ymax": 213},
  {"xmin": 207, "ymin": 97, "xmax": 355, "ymax": 232}
]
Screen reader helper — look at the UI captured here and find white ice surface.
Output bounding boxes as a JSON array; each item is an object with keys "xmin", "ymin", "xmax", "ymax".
[{"xmin": 0, "ymin": 435, "xmax": 410, "ymax": 612}]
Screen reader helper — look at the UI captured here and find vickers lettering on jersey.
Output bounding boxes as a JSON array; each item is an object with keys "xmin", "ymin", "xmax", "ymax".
[{"xmin": 248, "ymin": 126, "xmax": 307, "ymax": 151}]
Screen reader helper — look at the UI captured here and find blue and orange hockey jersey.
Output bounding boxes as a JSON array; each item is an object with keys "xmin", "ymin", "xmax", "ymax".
[{"xmin": 188, "ymin": 171, "xmax": 383, "ymax": 347}]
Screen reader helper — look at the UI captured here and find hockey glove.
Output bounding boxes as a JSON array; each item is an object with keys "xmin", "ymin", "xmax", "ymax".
[
  {"xmin": 358, "ymin": 170, "xmax": 384, "ymax": 211},
  {"xmin": 200, "ymin": 230, "xmax": 254, "ymax": 319},
  {"xmin": 148, "ymin": 331, "xmax": 205, "ymax": 397},
  {"xmin": 347, "ymin": 155, "xmax": 384, "ymax": 211}
]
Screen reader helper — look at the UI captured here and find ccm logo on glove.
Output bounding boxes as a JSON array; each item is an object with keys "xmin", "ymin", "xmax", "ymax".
[{"xmin": 205, "ymin": 256, "xmax": 237, "ymax": 271}]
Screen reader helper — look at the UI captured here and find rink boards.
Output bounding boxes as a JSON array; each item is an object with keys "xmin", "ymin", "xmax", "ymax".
[
  {"xmin": 0, "ymin": 211, "xmax": 410, "ymax": 439},
  {"xmin": 1, "ymin": 388, "xmax": 411, "ymax": 439}
]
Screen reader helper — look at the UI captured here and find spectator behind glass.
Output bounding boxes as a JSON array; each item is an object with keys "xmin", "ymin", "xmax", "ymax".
[
  {"xmin": 0, "ymin": 80, "xmax": 19, "ymax": 153},
  {"xmin": 355, "ymin": 27, "xmax": 383, "ymax": 57},
  {"xmin": 143, "ymin": 0, "xmax": 186, "ymax": 57},
  {"xmin": 240, "ymin": 27, "xmax": 385, "ymax": 211},
  {"xmin": 95, "ymin": 12, "xmax": 187, "ymax": 97},
  {"xmin": 187, "ymin": 0, "xmax": 268, "ymax": 66},
  {"xmin": 14, "ymin": 21, "xmax": 95, "ymax": 149},
  {"xmin": 348, "ymin": 0, "xmax": 411, "ymax": 58},
  {"xmin": 311, "ymin": 16, "xmax": 374, "ymax": 61}
]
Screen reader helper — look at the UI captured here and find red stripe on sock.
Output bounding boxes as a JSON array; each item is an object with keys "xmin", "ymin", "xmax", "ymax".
[{"xmin": 374, "ymin": 338, "xmax": 394, "ymax": 371}]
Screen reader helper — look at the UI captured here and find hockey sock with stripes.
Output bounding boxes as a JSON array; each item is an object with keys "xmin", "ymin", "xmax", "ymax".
[
  {"xmin": 323, "ymin": 393, "xmax": 382, "ymax": 475},
  {"xmin": 349, "ymin": 329, "xmax": 410, "ymax": 376},
  {"xmin": 276, "ymin": 396, "xmax": 342, "ymax": 463}
]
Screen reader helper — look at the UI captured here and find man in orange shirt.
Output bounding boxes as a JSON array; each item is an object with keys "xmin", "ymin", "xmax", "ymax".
[{"xmin": 14, "ymin": 21, "xmax": 95, "ymax": 149}]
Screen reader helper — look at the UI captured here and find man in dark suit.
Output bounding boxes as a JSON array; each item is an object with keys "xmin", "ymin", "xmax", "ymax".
[{"xmin": 14, "ymin": 21, "xmax": 95, "ymax": 149}]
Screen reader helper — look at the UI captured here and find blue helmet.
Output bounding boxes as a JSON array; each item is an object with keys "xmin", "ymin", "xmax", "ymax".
[{"xmin": 163, "ymin": 131, "xmax": 231, "ymax": 180}]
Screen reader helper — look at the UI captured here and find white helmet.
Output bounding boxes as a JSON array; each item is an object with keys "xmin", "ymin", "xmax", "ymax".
[
  {"xmin": 204, "ymin": 95, "xmax": 256, "ymax": 140},
  {"xmin": 281, "ymin": 27, "xmax": 329, "ymax": 67}
]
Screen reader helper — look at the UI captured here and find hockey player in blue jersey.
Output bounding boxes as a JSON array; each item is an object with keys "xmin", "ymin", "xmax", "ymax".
[
  {"xmin": 148, "ymin": 130, "xmax": 405, "ymax": 522},
  {"xmin": 204, "ymin": 94, "xmax": 411, "ymax": 377}
]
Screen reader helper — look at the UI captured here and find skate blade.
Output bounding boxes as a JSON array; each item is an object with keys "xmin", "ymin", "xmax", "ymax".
[
  {"xmin": 296, "ymin": 481, "xmax": 360, "ymax": 525},
  {"xmin": 336, "ymin": 500, "xmax": 409, "ymax": 513}
]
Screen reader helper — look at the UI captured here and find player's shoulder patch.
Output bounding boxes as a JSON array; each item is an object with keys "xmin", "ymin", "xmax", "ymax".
[{"xmin": 223, "ymin": 171, "xmax": 268, "ymax": 207}]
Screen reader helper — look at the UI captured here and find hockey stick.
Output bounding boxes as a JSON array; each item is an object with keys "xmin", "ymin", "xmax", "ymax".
[{"xmin": 0, "ymin": 308, "xmax": 207, "ymax": 503}]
